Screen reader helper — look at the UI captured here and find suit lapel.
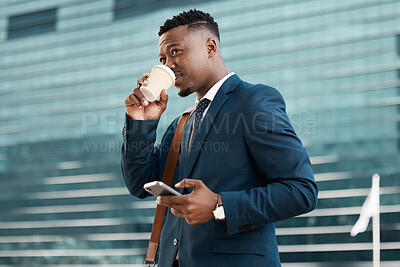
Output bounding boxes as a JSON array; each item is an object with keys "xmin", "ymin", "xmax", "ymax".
[{"xmin": 184, "ymin": 75, "xmax": 241, "ymax": 178}]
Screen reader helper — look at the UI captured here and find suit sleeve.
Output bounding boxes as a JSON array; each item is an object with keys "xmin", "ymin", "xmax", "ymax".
[
  {"xmin": 221, "ymin": 86, "xmax": 318, "ymax": 236},
  {"xmin": 120, "ymin": 114, "xmax": 177, "ymax": 199}
]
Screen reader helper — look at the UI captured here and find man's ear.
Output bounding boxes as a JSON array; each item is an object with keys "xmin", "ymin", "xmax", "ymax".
[{"xmin": 206, "ymin": 38, "xmax": 218, "ymax": 58}]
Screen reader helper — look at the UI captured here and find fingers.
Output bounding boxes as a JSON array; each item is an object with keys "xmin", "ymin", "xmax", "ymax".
[
  {"xmin": 125, "ymin": 90, "xmax": 140, "ymax": 106},
  {"xmin": 157, "ymin": 195, "xmax": 187, "ymax": 220},
  {"xmin": 175, "ymin": 179, "xmax": 203, "ymax": 189},
  {"xmin": 156, "ymin": 180, "xmax": 215, "ymax": 225},
  {"xmin": 156, "ymin": 195, "xmax": 185, "ymax": 208},
  {"xmin": 125, "ymin": 90, "xmax": 147, "ymax": 109},
  {"xmin": 126, "ymin": 73, "xmax": 151, "ymax": 108},
  {"xmin": 136, "ymin": 73, "xmax": 150, "ymax": 107},
  {"xmin": 133, "ymin": 88, "xmax": 149, "ymax": 107},
  {"xmin": 137, "ymin": 72, "xmax": 150, "ymax": 88},
  {"xmin": 157, "ymin": 89, "xmax": 168, "ymax": 110},
  {"xmin": 170, "ymin": 208, "xmax": 185, "ymax": 218}
]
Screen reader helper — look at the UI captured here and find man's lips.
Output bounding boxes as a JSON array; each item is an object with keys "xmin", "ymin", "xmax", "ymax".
[{"xmin": 174, "ymin": 72, "xmax": 182, "ymax": 84}]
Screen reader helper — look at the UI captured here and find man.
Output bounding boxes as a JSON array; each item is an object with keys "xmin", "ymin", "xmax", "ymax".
[{"xmin": 121, "ymin": 9, "xmax": 318, "ymax": 267}]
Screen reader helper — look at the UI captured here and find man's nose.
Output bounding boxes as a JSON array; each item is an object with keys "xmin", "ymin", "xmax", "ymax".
[{"xmin": 165, "ymin": 59, "xmax": 176, "ymax": 70}]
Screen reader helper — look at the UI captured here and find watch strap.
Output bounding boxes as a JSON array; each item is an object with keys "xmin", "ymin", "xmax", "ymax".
[{"xmin": 217, "ymin": 193, "xmax": 223, "ymax": 206}]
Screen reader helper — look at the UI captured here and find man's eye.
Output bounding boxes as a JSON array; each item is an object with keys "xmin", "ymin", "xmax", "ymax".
[
  {"xmin": 171, "ymin": 49, "xmax": 180, "ymax": 56},
  {"xmin": 159, "ymin": 58, "xmax": 166, "ymax": 64}
]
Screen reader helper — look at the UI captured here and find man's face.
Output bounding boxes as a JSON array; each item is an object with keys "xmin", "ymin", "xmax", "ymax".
[{"xmin": 158, "ymin": 26, "xmax": 212, "ymax": 97}]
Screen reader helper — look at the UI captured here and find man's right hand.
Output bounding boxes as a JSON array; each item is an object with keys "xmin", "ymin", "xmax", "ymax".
[{"xmin": 124, "ymin": 73, "xmax": 168, "ymax": 120}]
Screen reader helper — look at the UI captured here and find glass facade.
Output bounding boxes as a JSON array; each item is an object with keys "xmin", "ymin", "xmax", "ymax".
[
  {"xmin": 7, "ymin": 8, "xmax": 57, "ymax": 39},
  {"xmin": 0, "ymin": 0, "xmax": 399, "ymax": 265}
]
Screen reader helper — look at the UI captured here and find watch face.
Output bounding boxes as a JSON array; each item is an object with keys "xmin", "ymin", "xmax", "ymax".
[{"xmin": 213, "ymin": 206, "xmax": 225, "ymax": 220}]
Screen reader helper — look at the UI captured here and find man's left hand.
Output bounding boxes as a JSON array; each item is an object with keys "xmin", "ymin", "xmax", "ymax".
[{"xmin": 156, "ymin": 179, "xmax": 217, "ymax": 225}]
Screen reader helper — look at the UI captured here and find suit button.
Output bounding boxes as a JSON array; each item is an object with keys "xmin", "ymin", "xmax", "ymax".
[{"xmin": 173, "ymin": 238, "xmax": 178, "ymax": 246}]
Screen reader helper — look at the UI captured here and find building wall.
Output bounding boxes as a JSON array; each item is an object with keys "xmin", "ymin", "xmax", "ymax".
[{"xmin": 0, "ymin": 0, "xmax": 399, "ymax": 265}]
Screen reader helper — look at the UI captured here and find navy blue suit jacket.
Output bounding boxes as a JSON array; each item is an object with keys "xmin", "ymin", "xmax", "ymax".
[{"xmin": 121, "ymin": 75, "xmax": 318, "ymax": 267}]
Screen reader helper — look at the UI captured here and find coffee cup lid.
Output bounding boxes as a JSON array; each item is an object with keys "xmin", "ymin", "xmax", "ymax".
[{"xmin": 153, "ymin": 65, "xmax": 175, "ymax": 85}]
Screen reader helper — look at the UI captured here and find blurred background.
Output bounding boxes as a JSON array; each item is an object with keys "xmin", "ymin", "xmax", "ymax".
[{"xmin": 0, "ymin": 0, "xmax": 399, "ymax": 266}]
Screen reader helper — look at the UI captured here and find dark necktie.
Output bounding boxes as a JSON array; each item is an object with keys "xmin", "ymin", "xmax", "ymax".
[{"xmin": 188, "ymin": 98, "xmax": 211, "ymax": 151}]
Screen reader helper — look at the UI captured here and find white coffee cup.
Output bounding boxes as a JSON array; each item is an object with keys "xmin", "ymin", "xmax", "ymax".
[{"xmin": 140, "ymin": 65, "xmax": 175, "ymax": 102}]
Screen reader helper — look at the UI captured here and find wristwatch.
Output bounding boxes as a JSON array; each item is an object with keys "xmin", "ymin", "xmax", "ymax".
[{"xmin": 212, "ymin": 194, "xmax": 225, "ymax": 221}]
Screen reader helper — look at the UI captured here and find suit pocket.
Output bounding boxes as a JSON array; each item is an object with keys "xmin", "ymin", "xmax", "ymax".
[{"xmin": 211, "ymin": 237, "xmax": 267, "ymax": 256}]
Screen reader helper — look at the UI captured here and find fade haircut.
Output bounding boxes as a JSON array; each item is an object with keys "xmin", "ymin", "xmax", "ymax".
[{"xmin": 158, "ymin": 9, "xmax": 220, "ymax": 41}]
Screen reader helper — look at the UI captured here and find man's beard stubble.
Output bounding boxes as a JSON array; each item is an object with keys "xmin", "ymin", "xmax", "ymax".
[{"xmin": 178, "ymin": 87, "xmax": 192, "ymax": 97}]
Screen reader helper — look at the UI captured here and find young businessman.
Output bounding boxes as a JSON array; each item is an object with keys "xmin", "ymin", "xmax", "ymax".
[{"xmin": 121, "ymin": 9, "xmax": 318, "ymax": 267}]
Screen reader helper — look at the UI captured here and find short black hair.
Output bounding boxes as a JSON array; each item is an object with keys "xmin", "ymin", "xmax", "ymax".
[{"xmin": 158, "ymin": 9, "xmax": 220, "ymax": 41}]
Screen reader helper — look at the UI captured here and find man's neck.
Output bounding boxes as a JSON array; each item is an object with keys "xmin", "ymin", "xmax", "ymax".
[{"xmin": 195, "ymin": 66, "xmax": 229, "ymax": 100}]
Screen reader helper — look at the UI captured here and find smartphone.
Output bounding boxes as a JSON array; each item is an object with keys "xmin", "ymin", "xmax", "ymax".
[{"xmin": 143, "ymin": 181, "xmax": 181, "ymax": 196}]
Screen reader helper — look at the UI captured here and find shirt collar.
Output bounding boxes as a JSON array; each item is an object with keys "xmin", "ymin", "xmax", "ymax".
[{"xmin": 195, "ymin": 72, "xmax": 235, "ymax": 105}]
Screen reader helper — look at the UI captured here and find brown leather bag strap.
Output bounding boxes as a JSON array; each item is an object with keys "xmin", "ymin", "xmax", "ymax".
[{"xmin": 144, "ymin": 111, "xmax": 193, "ymax": 267}]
